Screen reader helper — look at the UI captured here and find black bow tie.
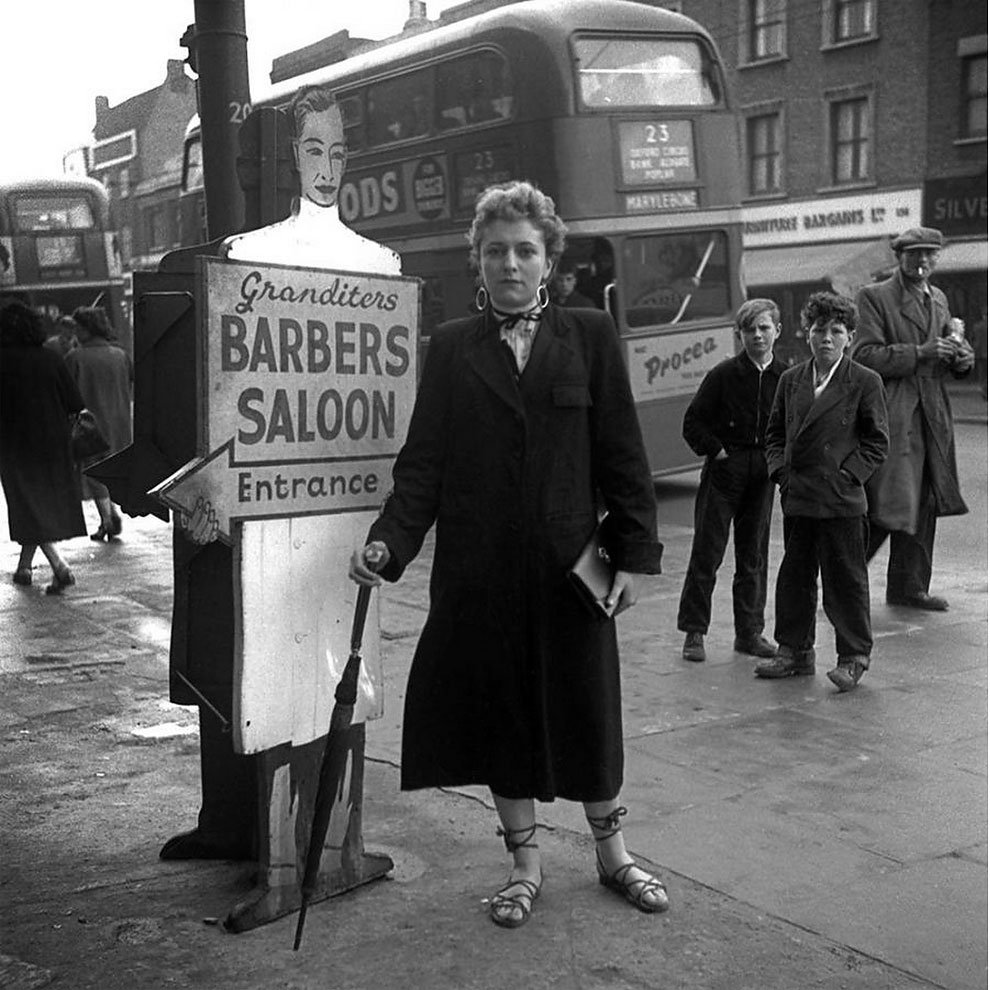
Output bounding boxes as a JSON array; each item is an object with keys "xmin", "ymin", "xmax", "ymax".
[{"xmin": 493, "ymin": 305, "xmax": 542, "ymax": 331}]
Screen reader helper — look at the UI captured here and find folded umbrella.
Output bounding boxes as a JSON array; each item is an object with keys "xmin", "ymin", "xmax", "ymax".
[{"xmin": 293, "ymin": 581, "xmax": 374, "ymax": 950}]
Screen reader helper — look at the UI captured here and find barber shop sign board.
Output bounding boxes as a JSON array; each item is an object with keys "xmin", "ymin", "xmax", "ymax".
[{"xmin": 153, "ymin": 257, "xmax": 419, "ymax": 540}]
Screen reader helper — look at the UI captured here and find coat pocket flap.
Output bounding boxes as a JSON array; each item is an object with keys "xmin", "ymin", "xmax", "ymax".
[{"xmin": 552, "ymin": 383, "xmax": 592, "ymax": 407}]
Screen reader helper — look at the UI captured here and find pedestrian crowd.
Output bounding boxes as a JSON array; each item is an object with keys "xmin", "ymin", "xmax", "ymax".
[{"xmin": 0, "ymin": 299, "xmax": 132, "ymax": 593}]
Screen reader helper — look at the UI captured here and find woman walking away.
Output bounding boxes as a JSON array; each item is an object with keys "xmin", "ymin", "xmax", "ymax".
[
  {"xmin": 0, "ymin": 300, "xmax": 86, "ymax": 593},
  {"xmin": 65, "ymin": 307, "xmax": 133, "ymax": 540},
  {"xmin": 350, "ymin": 181, "xmax": 667, "ymax": 927}
]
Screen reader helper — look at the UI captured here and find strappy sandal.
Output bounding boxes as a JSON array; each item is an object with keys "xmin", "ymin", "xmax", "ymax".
[
  {"xmin": 489, "ymin": 823, "xmax": 542, "ymax": 929},
  {"xmin": 587, "ymin": 806, "xmax": 669, "ymax": 914}
]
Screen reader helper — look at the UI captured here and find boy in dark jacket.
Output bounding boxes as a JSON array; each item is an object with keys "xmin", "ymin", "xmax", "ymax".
[
  {"xmin": 756, "ymin": 292, "xmax": 888, "ymax": 691},
  {"xmin": 677, "ymin": 299, "xmax": 787, "ymax": 662}
]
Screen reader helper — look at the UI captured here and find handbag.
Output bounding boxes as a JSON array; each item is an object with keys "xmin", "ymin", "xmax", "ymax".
[
  {"xmin": 567, "ymin": 517, "xmax": 615, "ymax": 618},
  {"xmin": 71, "ymin": 409, "xmax": 110, "ymax": 461}
]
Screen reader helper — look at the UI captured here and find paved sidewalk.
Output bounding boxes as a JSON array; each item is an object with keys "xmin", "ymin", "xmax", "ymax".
[{"xmin": 0, "ymin": 416, "xmax": 986, "ymax": 990}]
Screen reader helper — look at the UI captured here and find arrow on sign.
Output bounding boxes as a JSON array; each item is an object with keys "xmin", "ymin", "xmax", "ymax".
[{"xmin": 150, "ymin": 440, "xmax": 394, "ymax": 544}]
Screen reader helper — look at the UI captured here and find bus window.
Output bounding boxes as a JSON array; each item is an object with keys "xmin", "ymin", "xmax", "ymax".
[
  {"xmin": 574, "ymin": 38, "xmax": 719, "ymax": 108},
  {"xmin": 436, "ymin": 51, "xmax": 513, "ymax": 130},
  {"xmin": 367, "ymin": 69, "xmax": 433, "ymax": 145},
  {"xmin": 622, "ymin": 231, "xmax": 730, "ymax": 328},
  {"xmin": 338, "ymin": 93, "xmax": 366, "ymax": 151},
  {"xmin": 183, "ymin": 134, "xmax": 204, "ymax": 193},
  {"xmin": 12, "ymin": 195, "xmax": 96, "ymax": 231}
]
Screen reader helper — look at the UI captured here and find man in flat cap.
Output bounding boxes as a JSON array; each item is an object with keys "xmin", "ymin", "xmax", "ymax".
[{"xmin": 852, "ymin": 226, "xmax": 974, "ymax": 611}]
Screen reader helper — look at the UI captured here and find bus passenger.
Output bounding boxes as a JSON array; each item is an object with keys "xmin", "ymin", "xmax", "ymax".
[
  {"xmin": 350, "ymin": 180, "xmax": 668, "ymax": 927},
  {"xmin": 678, "ymin": 299, "xmax": 786, "ymax": 663},
  {"xmin": 577, "ymin": 236, "xmax": 616, "ymax": 311},
  {"xmin": 550, "ymin": 257, "xmax": 594, "ymax": 308}
]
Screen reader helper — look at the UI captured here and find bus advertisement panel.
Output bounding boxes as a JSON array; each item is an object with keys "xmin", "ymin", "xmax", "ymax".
[{"xmin": 180, "ymin": 0, "xmax": 744, "ymax": 475}]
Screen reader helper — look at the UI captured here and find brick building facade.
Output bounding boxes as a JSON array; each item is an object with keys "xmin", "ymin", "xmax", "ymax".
[
  {"xmin": 87, "ymin": 60, "xmax": 198, "ymax": 281},
  {"xmin": 674, "ymin": 0, "xmax": 987, "ymax": 364}
]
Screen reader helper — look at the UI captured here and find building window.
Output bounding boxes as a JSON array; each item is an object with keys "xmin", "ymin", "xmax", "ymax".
[
  {"xmin": 747, "ymin": 0, "xmax": 785, "ymax": 62},
  {"xmin": 830, "ymin": 96, "xmax": 871, "ymax": 185},
  {"xmin": 962, "ymin": 54, "xmax": 988, "ymax": 139},
  {"xmin": 747, "ymin": 112, "xmax": 782, "ymax": 195},
  {"xmin": 146, "ymin": 206, "xmax": 167, "ymax": 252},
  {"xmin": 824, "ymin": 0, "xmax": 875, "ymax": 46}
]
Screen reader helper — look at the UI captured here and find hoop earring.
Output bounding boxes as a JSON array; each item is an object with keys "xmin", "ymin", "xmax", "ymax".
[
  {"xmin": 475, "ymin": 286, "xmax": 489, "ymax": 312},
  {"xmin": 537, "ymin": 283, "xmax": 550, "ymax": 310}
]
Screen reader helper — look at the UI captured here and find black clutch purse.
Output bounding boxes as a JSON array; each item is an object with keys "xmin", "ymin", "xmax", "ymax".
[
  {"xmin": 71, "ymin": 409, "xmax": 110, "ymax": 461},
  {"xmin": 567, "ymin": 518, "xmax": 615, "ymax": 617}
]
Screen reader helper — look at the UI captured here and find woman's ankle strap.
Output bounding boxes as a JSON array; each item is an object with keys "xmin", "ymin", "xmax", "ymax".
[
  {"xmin": 586, "ymin": 805, "xmax": 627, "ymax": 839},
  {"xmin": 496, "ymin": 823, "xmax": 539, "ymax": 852}
]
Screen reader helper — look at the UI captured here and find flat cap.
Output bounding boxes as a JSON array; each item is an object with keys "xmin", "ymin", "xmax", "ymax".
[{"xmin": 891, "ymin": 226, "xmax": 944, "ymax": 252}]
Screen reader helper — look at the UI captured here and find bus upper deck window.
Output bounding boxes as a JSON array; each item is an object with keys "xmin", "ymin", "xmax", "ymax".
[
  {"xmin": 339, "ymin": 94, "xmax": 366, "ymax": 152},
  {"xmin": 368, "ymin": 70, "xmax": 433, "ymax": 146},
  {"xmin": 574, "ymin": 38, "xmax": 719, "ymax": 109},
  {"xmin": 436, "ymin": 52, "xmax": 513, "ymax": 131},
  {"xmin": 183, "ymin": 138, "xmax": 204, "ymax": 193},
  {"xmin": 13, "ymin": 196, "xmax": 95, "ymax": 232}
]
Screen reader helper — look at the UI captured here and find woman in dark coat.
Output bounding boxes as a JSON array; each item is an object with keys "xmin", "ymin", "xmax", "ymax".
[
  {"xmin": 0, "ymin": 300, "xmax": 86, "ymax": 592},
  {"xmin": 65, "ymin": 307, "xmax": 133, "ymax": 540},
  {"xmin": 350, "ymin": 182, "xmax": 666, "ymax": 927}
]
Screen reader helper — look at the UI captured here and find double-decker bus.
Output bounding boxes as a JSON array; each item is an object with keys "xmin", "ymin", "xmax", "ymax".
[
  {"xmin": 180, "ymin": 0, "xmax": 744, "ymax": 474},
  {"xmin": 0, "ymin": 176, "xmax": 127, "ymax": 342}
]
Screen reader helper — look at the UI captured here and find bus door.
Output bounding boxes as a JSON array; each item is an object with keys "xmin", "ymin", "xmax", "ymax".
[{"xmin": 570, "ymin": 230, "xmax": 738, "ymax": 475}]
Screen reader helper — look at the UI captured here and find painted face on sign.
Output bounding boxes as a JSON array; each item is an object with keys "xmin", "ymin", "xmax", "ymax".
[
  {"xmin": 480, "ymin": 219, "xmax": 553, "ymax": 312},
  {"xmin": 293, "ymin": 106, "xmax": 347, "ymax": 209}
]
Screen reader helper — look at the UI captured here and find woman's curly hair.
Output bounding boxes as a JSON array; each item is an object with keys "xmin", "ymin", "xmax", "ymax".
[{"xmin": 466, "ymin": 181, "xmax": 567, "ymax": 271}]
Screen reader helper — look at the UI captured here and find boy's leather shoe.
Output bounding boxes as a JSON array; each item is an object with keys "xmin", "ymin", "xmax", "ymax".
[
  {"xmin": 827, "ymin": 656, "xmax": 868, "ymax": 692},
  {"xmin": 886, "ymin": 592, "xmax": 948, "ymax": 611},
  {"xmin": 754, "ymin": 647, "xmax": 815, "ymax": 678},
  {"xmin": 734, "ymin": 633, "xmax": 777, "ymax": 658},
  {"xmin": 682, "ymin": 632, "xmax": 706, "ymax": 663}
]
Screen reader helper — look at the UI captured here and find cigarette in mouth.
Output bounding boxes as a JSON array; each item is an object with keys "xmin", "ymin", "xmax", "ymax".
[{"xmin": 917, "ymin": 267, "xmax": 925, "ymax": 276}]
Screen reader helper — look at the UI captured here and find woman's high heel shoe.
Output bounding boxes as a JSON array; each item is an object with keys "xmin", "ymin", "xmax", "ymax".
[
  {"xmin": 45, "ymin": 569, "xmax": 75, "ymax": 596},
  {"xmin": 13, "ymin": 568, "xmax": 32, "ymax": 586},
  {"xmin": 489, "ymin": 823, "xmax": 542, "ymax": 929},
  {"xmin": 90, "ymin": 525, "xmax": 109, "ymax": 541},
  {"xmin": 587, "ymin": 807, "xmax": 669, "ymax": 914}
]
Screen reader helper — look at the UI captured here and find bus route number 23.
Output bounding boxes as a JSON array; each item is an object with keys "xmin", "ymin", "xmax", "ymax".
[{"xmin": 643, "ymin": 123, "xmax": 671, "ymax": 143}]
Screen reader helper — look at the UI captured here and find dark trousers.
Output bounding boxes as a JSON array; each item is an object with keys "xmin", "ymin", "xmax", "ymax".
[
  {"xmin": 866, "ymin": 475, "xmax": 937, "ymax": 600},
  {"xmin": 678, "ymin": 449, "xmax": 774, "ymax": 637},
  {"xmin": 774, "ymin": 514, "xmax": 873, "ymax": 661}
]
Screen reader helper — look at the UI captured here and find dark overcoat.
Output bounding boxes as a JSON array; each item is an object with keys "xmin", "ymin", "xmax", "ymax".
[
  {"xmin": 765, "ymin": 356, "xmax": 889, "ymax": 519},
  {"xmin": 0, "ymin": 343, "xmax": 86, "ymax": 543},
  {"xmin": 369, "ymin": 305, "xmax": 662, "ymax": 802},
  {"xmin": 65, "ymin": 339, "xmax": 133, "ymax": 498},
  {"xmin": 853, "ymin": 270, "xmax": 968, "ymax": 532}
]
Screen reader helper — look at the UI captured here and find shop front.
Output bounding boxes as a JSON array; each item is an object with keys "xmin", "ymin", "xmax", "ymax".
[{"xmin": 742, "ymin": 188, "xmax": 922, "ymax": 366}]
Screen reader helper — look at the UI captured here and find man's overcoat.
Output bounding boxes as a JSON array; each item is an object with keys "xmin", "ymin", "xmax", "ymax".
[
  {"xmin": 853, "ymin": 270, "xmax": 967, "ymax": 532},
  {"xmin": 369, "ymin": 305, "xmax": 662, "ymax": 802}
]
